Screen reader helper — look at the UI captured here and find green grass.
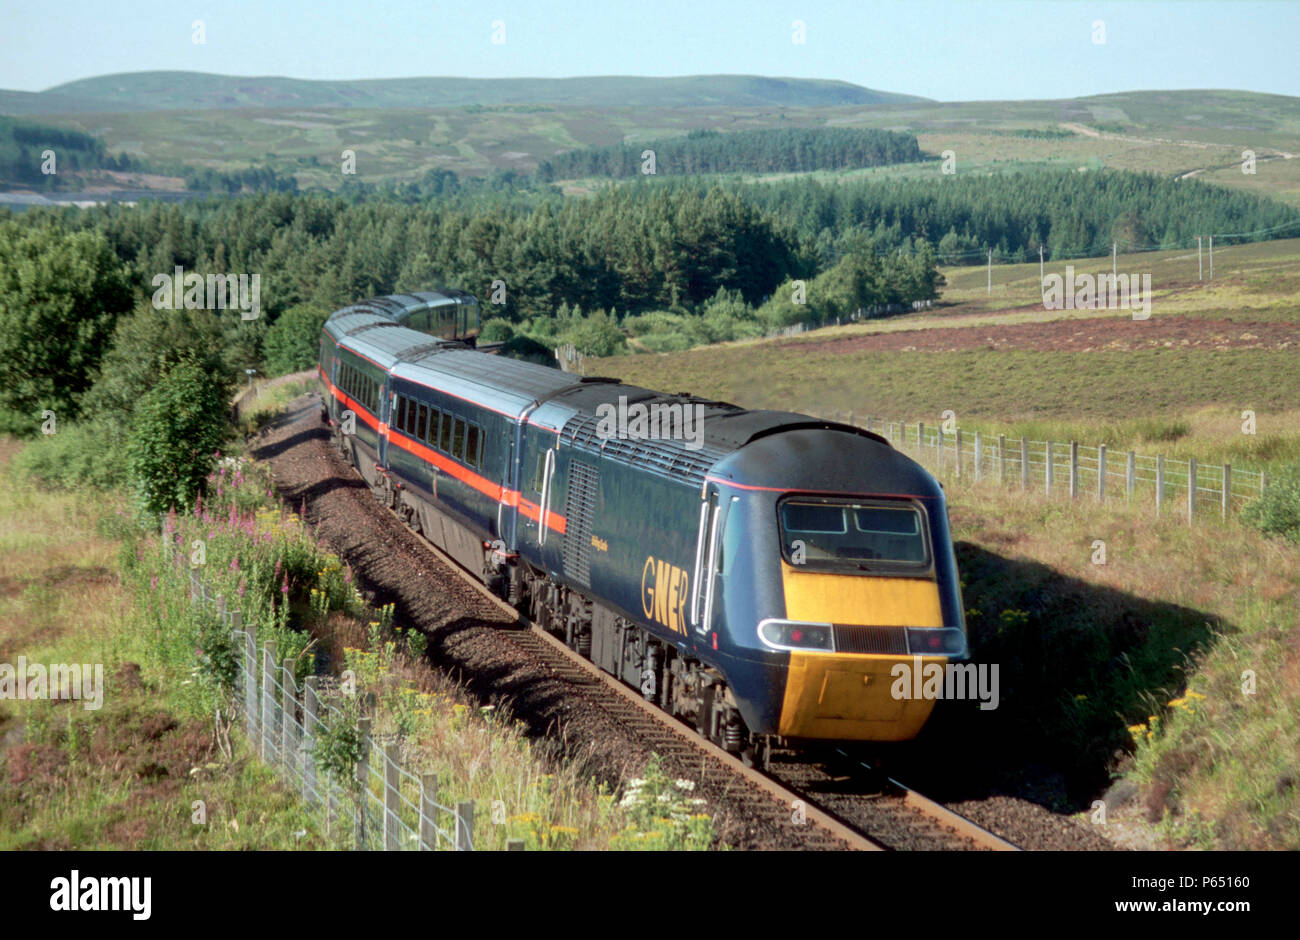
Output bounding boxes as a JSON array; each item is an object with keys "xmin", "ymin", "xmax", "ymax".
[{"xmin": 928, "ymin": 476, "xmax": 1300, "ymax": 849}]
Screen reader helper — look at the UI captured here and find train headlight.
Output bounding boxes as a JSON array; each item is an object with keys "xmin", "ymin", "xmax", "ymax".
[
  {"xmin": 758, "ymin": 619, "xmax": 835, "ymax": 652},
  {"xmin": 905, "ymin": 627, "xmax": 967, "ymax": 657}
]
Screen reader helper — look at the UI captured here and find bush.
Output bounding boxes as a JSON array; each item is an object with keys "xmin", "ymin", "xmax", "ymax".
[
  {"xmin": 82, "ymin": 303, "xmax": 232, "ymax": 427},
  {"xmin": 12, "ymin": 418, "xmax": 128, "ymax": 490},
  {"xmin": 262, "ymin": 303, "xmax": 330, "ymax": 376},
  {"xmin": 1242, "ymin": 462, "xmax": 1300, "ymax": 543},
  {"xmin": 126, "ymin": 360, "xmax": 230, "ymax": 515},
  {"xmin": 479, "ymin": 318, "xmax": 514, "ymax": 343}
]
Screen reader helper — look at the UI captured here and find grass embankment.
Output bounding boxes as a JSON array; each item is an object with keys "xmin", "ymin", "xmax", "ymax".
[
  {"xmin": 896, "ymin": 472, "xmax": 1300, "ymax": 850},
  {"xmin": 1, "ymin": 440, "xmax": 715, "ymax": 850},
  {"xmin": 0, "ymin": 440, "xmax": 317, "ymax": 848}
]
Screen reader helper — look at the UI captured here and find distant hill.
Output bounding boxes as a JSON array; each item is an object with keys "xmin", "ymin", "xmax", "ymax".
[{"xmin": 2, "ymin": 72, "xmax": 930, "ymax": 114}]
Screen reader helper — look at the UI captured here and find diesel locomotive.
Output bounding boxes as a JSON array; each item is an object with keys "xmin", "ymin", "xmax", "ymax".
[{"xmin": 319, "ymin": 292, "xmax": 967, "ymax": 764}]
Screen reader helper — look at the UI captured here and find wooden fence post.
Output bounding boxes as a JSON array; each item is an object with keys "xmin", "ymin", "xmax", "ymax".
[
  {"xmin": 281, "ymin": 659, "xmax": 297, "ymax": 775},
  {"xmin": 1156, "ymin": 455, "xmax": 1165, "ymax": 516},
  {"xmin": 917, "ymin": 422, "xmax": 925, "ymax": 462},
  {"xmin": 998, "ymin": 434, "xmax": 1007, "ymax": 484},
  {"xmin": 955, "ymin": 430, "xmax": 963, "ymax": 479},
  {"xmin": 1046, "ymin": 442, "xmax": 1054, "ymax": 494},
  {"xmin": 974, "ymin": 432, "xmax": 983, "ymax": 483},
  {"xmin": 384, "ymin": 743, "xmax": 401, "ymax": 851},
  {"xmin": 456, "ymin": 801, "xmax": 475, "ymax": 851},
  {"xmin": 355, "ymin": 718, "xmax": 371, "ymax": 851},
  {"xmin": 1069, "ymin": 442, "xmax": 1078, "ymax": 500},
  {"xmin": 1020, "ymin": 438, "xmax": 1029, "ymax": 490},
  {"xmin": 261, "ymin": 641, "xmax": 278, "ymax": 763},
  {"xmin": 303, "ymin": 676, "xmax": 319, "ymax": 802},
  {"xmin": 420, "ymin": 774, "xmax": 438, "ymax": 851},
  {"xmin": 1188, "ymin": 457, "xmax": 1197, "ymax": 523},
  {"xmin": 1126, "ymin": 451, "xmax": 1136, "ymax": 499},
  {"xmin": 1098, "ymin": 444, "xmax": 1107, "ymax": 502},
  {"xmin": 1222, "ymin": 464, "xmax": 1231, "ymax": 519}
]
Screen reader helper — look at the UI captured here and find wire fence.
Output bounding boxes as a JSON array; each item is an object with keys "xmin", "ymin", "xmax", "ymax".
[
  {"xmin": 171, "ymin": 536, "xmax": 521, "ymax": 851},
  {"xmin": 817, "ymin": 412, "xmax": 1269, "ymax": 524}
]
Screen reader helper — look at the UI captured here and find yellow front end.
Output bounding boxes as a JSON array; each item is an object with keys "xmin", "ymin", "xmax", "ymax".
[{"xmin": 777, "ymin": 563, "xmax": 947, "ymax": 741}]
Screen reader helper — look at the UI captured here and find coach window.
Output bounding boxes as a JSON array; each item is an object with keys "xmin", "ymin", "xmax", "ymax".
[
  {"xmin": 452, "ymin": 417, "xmax": 466, "ymax": 461},
  {"xmin": 394, "ymin": 396, "xmax": 406, "ymax": 431},
  {"xmin": 416, "ymin": 404, "xmax": 429, "ymax": 442},
  {"xmin": 426, "ymin": 409, "xmax": 440, "ymax": 446},
  {"xmin": 466, "ymin": 423, "xmax": 481, "ymax": 469},
  {"xmin": 439, "ymin": 409, "xmax": 454, "ymax": 452}
]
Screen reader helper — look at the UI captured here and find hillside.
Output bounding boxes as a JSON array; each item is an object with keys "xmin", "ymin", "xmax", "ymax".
[{"xmin": 9, "ymin": 72, "xmax": 929, "ymax": 113}]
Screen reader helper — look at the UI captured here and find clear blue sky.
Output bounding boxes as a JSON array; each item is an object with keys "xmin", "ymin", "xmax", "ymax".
[{"xmin": 2, "ymin": 0, "xmax": 1297, "ymax": 101}]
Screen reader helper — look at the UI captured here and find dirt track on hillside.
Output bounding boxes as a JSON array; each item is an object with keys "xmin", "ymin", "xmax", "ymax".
[{"xmin": 786, "ymin": 314, "xmax": 1300, "ymax": 355}]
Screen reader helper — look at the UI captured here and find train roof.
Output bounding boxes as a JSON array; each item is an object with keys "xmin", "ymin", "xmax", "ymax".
[
  {"xmin": 332, "ymin": 290, "xmax": 478, "ymax": 324},
  {"xmin": 325, "ymin": 295, "xmax": 891, "ymax": 486}
]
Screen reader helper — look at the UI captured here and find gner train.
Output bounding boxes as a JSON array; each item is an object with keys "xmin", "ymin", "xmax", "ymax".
[{"xmin": 319, "ymin": 293, "xmax": 967, "ymax": 765}]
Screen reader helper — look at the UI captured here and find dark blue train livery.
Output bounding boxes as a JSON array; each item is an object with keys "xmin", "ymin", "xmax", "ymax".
[{"xmin": 319, "ymin": 293, "xmax": 967, "ymax": 763}]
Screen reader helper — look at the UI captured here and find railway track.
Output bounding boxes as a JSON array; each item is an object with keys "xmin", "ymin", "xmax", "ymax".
[{"xmin": 260, "ymin": 394, "xmax": 1022, "ymax": 851}]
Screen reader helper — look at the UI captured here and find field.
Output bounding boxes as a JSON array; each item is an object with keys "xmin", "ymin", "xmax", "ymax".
[{"xmin": 593, "ymin": 237, "xmax": 1300, "ymax": 474}]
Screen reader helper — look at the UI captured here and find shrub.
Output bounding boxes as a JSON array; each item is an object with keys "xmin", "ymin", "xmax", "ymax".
[
  {"xmin": 126, "ymin": 360, "xmax": 229, "ymax": 515},
  {"xmin": 1242, "ymin": 462, "xmax": 1300, "ymax": 543},
  {"xmin": 12, "ymin": 418, "xmax": 128, "ymax": 490},
  {"xmin": 479, "ymin": 318, "xmax": 514, "ymax": 343}
]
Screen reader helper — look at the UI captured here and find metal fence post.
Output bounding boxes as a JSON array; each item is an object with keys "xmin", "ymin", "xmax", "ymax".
[
  {"xmin": 1188, "ymin": 457, "xmax": 1197, "ymax": 523},
  {"xmin": 216, "ymin": 593, "xmax": 226, "ymax": 622},
  {"xmin": 1126, "ymin": 451, "xmax": 1135, "ymax": 499},
  {"xmin": 974, "ymin": 432, "xmax": 983, "ymax": 483},
  {"xmin": 1156, "ymin": 454, "xmax": 1165, "ymax": 516},
  {"xmin": 1222, "ymin": 464, "xmax": 1230, "ymax": 519},
  {"xmin": 1069, "ymin": 442, "xmax": 1078, "ymax": 500},
  {"xmin": 384, "ymin": 743, "xmax": 401, "ymax": 851},
  {"xmin": 355, "ymin": 717, "xmax": 371, "ymax": 851},
  {"xmin": 243, "ymin": 617, "xmax": 257, "ymax": 739},
  {"xmin": 1020, "ymin": 438, "xmax": 1028, "ymax": 490},
  {"xmin": 456, "ymin": 801, "xmax": 475, "ymax": 851},
  {"xmin": 1097, "ymin": 444, "xmax": 1107, "ymax": 502},
  {"xmin": 303, "ymin": 676, "xmax": 318, "ymax": 802},
  {"xmin": 261, "ymin": 641, "xmax": 278, "ymax": 763},
  {"xmin": 420, "ymin": 774, "xmax": 438, "ymax": 851},
  {"xmin": 281, "ymin": 659, "xmax": 297, "ymax": 776}
]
